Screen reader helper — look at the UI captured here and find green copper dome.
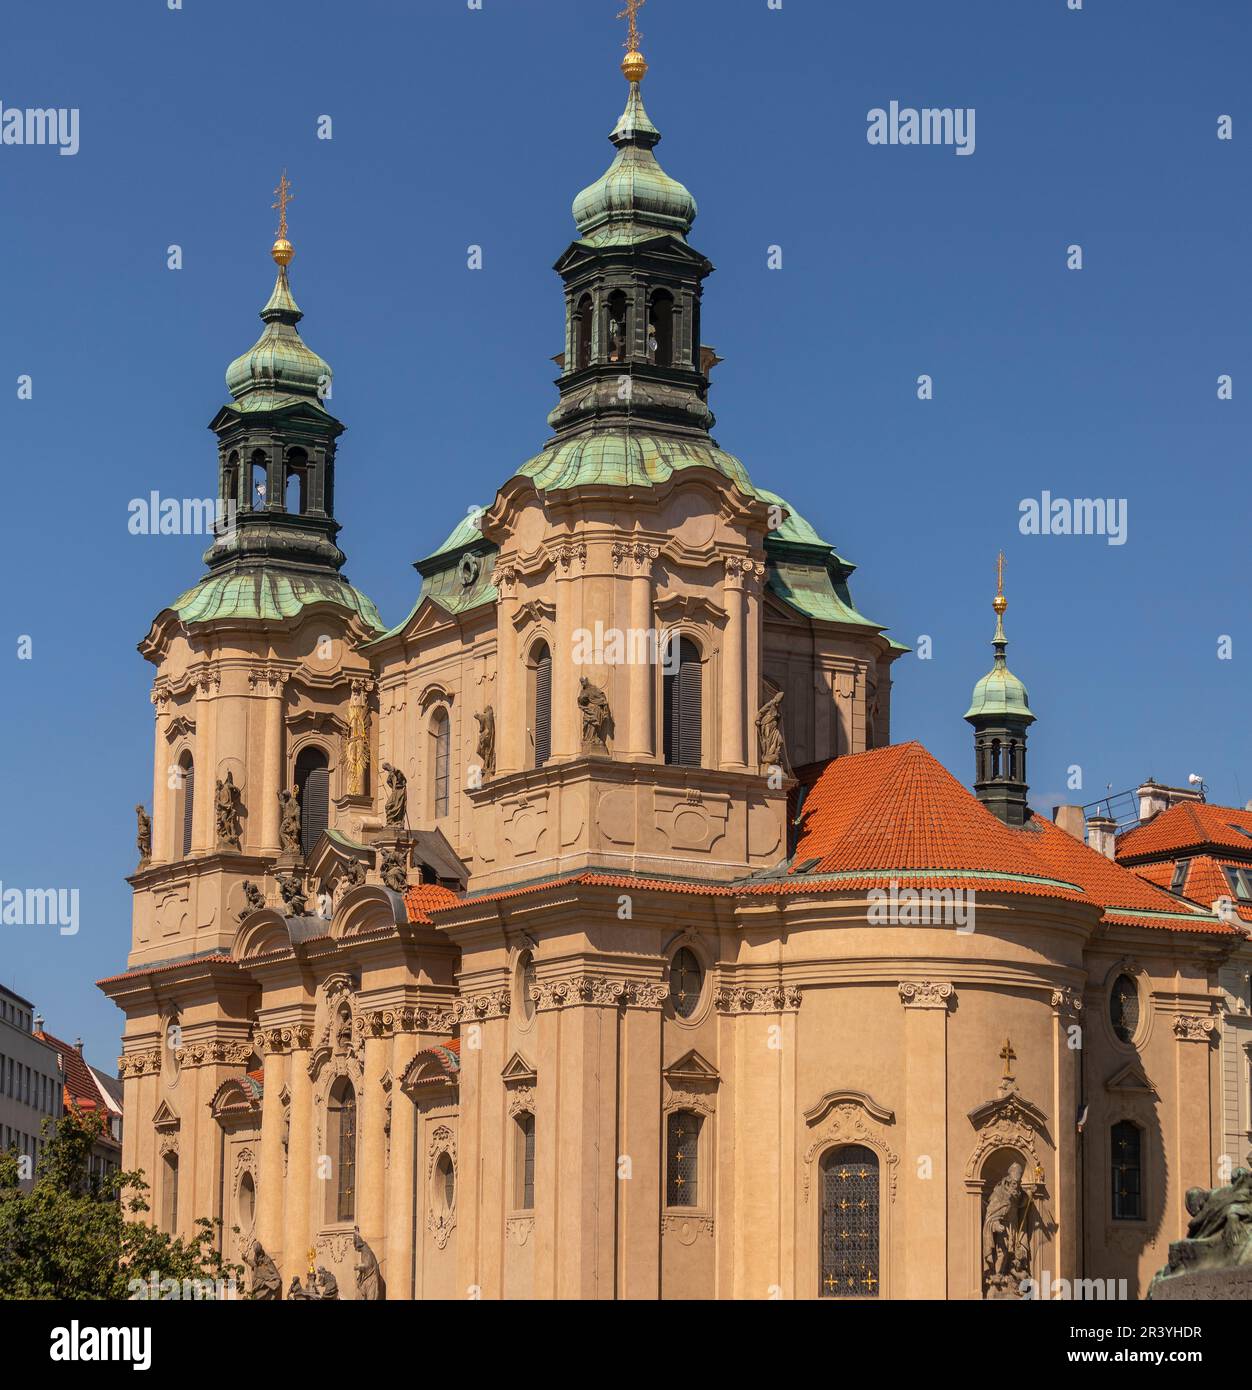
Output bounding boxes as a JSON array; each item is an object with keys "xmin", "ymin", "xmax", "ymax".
[
  {"xmin": 171, "ymin": 569, "xmax": 384, "ymax": 631},
  {"xmin": 572, "ymin": 82, "xmax": 697, "ymax": 247},
  {"xmin": 224, "ymin": 267, "xmax": 333, "ymax": 413},
  {"xmin": 516, "ymin": 430, "xmax": 755, "ymax": 496},
  {"xmin": 964, "ymin": 606, "xmax": 1034, "ymax": 724}
]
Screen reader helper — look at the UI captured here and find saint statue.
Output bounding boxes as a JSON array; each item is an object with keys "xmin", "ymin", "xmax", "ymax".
[
  {"xmin": 215, "ymin": 771, "xmax": 242, "ymax": 848},
  {"xmin": 381, "ymin": 762, "xmax": 408, "ymax": 827},
  {"xmin": 314, "ymin": 1266, "xmax": 339, "ymax": 1300},
  {"xmin": 135, "ymin": 804, "xmax": 151, "ymax": 862},
  {"xmin": 755, "ymin": 690, "xmax": 788, "ymax": 771},
  {"xmin": 380, "ymin": 845, "xmax": 409, "ymax": 894},
  {"xmin": 981, "ymin": 1161, "xmax": 1032, "ymax": 1297},
  {"xmin": 237, "ymin": 879, "xmax": 266, "ymax": 922},
  {"xmin": 276, "ymin": 873, "xmax": 307, "ymax": 917},
  {"xmin": 1150, "ymin": 1153, "xmax": 1252, "ymax": 1291},
  {"xmin": 278, "ymin": 786, "xmax": 302, "ymax": 854},
  {"xmin": 342, "ymin": 686, "xmax": 371, "ymax": 797},
  {"xmin": 475, "ymin": 705, "xmax": 496, "ymax": 778},
  {"xmin": 355, "ymin": 1233, "xmax": 383, "ymax": 1301},
  {"xmin": 342, "ymin": 858, "xmax": 367, "ymax": 889},
  {"xmin": 243, "ymin": 1239, "xmax": 282, "ymax": 1301},
  {"xmin": 287, "ymin": 1275, "xmax": 312, "ymax": 1301},
  {"xmin": 578, "ymin": 676, "xmax": 613, "ymax": 754}
]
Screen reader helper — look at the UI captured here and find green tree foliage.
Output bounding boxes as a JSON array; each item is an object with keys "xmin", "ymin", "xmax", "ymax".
[{"xmin": 0, "ymin": 1108, "xmax": 244, "ymax": 1299}]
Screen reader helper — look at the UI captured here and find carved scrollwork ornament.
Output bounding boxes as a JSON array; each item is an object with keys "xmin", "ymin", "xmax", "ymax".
[
  {"xmin": 713, "ymin": 985, "xmax": 802, "ymax": 1014},
  {"xmin": 898, "ymin": 980, "xmax": 955, "ymax": 1010},
  {"xmin": 1173, "ymin": 1014, "xmax": 1218, "ymax": 1043}
]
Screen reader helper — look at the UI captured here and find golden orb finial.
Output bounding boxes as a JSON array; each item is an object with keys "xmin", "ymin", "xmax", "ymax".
[
  {"xmin": 618, "ymin": 0, "xmax": 647, "ymax": 81},
  {"xmin": 271, "ymin": 169, "xmax": 295, "ymax": 266}
]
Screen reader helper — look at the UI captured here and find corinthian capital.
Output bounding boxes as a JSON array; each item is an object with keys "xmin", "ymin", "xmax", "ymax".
[{"xmin": 898, "ymin": 980, "xmax": 955, "ymax": 1010}]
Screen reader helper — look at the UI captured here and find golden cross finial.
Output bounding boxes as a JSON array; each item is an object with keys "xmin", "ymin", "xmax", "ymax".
[
  {"xmin": 618, "ymin": 0, "xmax": 645, "ymax": 51},
  {"xmin": 273, "ymin": 170, "xmax": 294, "ymax": 240},
  {"xmin": 996, "ymin": 551, "xmax": 1005, "ymax": 598},
  {"xmin": 999, "ymin": 1036, "xmax": 1016, "ymax": 1079}
]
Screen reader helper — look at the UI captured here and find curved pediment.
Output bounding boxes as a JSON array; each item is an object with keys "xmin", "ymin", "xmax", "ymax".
[
  {"xmin": 332, "ymin": 884, "xmax": 410, "ymax": 938},
  {"xmin": 232, "ymin": 909, "xmax": 292, "ymax": 962},
  {"xmin": 208, "ymin": 1075, "xmax": 262, "ymax": 1120},
  {"xmin": 804, "ymin": 1089, "xmax": 895, "ymax": 1128}
]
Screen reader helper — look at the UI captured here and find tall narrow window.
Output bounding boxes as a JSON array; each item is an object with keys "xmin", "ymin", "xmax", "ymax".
[
  {"xmin": 295, "ymin": 746, "xmax": 330, "ymax": 855},
  {"xmin": 249, "ymin": 451, "xmax": 268, "ymax": 509},
  {"xmin": 330, "ymin": 1077, "xmax": 357, "ymax": 1223},
  {"xmin": 178, "ymin": 752, "xmax": 195, "ymax": 857},
  {"xmin": 284, "ymin": 448, "xmax": 309, "ymax": 514},
  {"xmin": 1110, "ymin": 974, "xmax": 1140, "ymax": 1045},
  {"xmin": 514, "ymin": 1111, "xmax": 535, "ymax": 1211},
  {"xmin": 666, "ymin": 1110, "xmax": 702, "ymax": 1207},
  {"xmin": 1111, "ymin": 1121, "xmax": 1142, "ymax": 1220},
  {"xmin": 573, "ymin": 294, "xmax": 593, "ymax": 369},
  {"xmin": 669, "ymin": 947, "xmax": 704, "ymax": 1020},
  {"xmin": 606, "ymin": 290, "xmax": 628, "ymax": 363},
  {"xmin": 663, "ymin": 637, "xmax": 702, "ymax": 766},
  {"xmin": 161, "ymin": 1152, "xmax": 179, "ymax": 1233},
  {"xmin": 649, "ymin": 289, "xmax": 675, "ymax": 366},
  {"xmin": 431, "ymin": 710, "xmax": 450, "ymax": 818},
  {"xmin": 819, "ymin": 1145, "xmax": 880, "ymax": 1298},
  {"xmin": 532, "ymin": 643, "xmax": 552, "ymax": 769},
  {"xmin": 221, "ymin": 451, "xmax": 239, "ymax": 514},
  {"xmin": 517, "ymin": 950, "xmax": 537, "ymax": 1023}
]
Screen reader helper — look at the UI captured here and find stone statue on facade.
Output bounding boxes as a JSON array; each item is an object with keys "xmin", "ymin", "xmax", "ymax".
[
  {"xmin": 278, "ymin": 786, "xmax": 302, "ymax": 854},
  {"xmin": 474, "ymin": 705, "xmax": 496, "ymax": 778},
  {"xmin": 381, "ymin": 762, "xmax": 408, "ymax": 827},
  {"xmin": 287, "ymin": 1275, "xmax": 311, "ymax": 1300},
  {"xmin": 135, "ymin": 804, "xmax": 151, "ymax": 863},
  {"xmin": 1149, "ymin": 1154, "xmax": 1252, "ymax": 1295},
  {"xmin": 243, "ymin": 1239, "xmax": 282, "ymax": 1300},
  {"xmin": 981, "ymin": 1161, "xmax": 1033, "ymax": 1297},
  {"xmin": 342, "ymin": 857, "xmax": 367, "ymax": 890},
  {"xmin": 215, "ymin": 771, "xmax": 242, "ymax": 848},
  {"xmin": 314, "ymin": 1265, "xmax": 339, "ymax": 1300},
  {"xmin": 276, "ymin": 872, "xmax": 308, "ymax": 917},
  {"xmin": 237, "ymin": 879, "xmax": 266, "ymax": 922},
  {"xmin": 578, "ymin": 677, "xmax": 613, "ymax": 754},
  {"xmin": 342, "ymin": 685, "xmax": 371, "ymax": 797},
  {"xmin": 355, "ymin": 1233, "xmax": 383, "ymax": 1301},
  {"xmin": 756, "ymin": 690, "xmax": 788, "ymax": 771},
  {"xmin": 380, "ymin": 845, "xmax": 409, "ymax": 894}
]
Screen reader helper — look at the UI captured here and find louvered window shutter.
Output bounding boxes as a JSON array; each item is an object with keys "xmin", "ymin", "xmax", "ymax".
[
  {"xmin": 302, "ymin": 767, "xmax": 329, "ymax": 855},
  {"xmin": 534, "ymin": 647, "xmax": 552, "ymax": 768},
  {"xmin": 181, "ymin": 763, "xmax": 195, "ymax": 856},
  {"xmin": 677, "ymin": 641, "xmax": 702, "ymax": 766}
]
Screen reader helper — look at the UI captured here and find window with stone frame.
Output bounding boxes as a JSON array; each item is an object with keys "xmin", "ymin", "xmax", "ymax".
[
  {"xmin": 665, "ymin": 1109, "xmax": 702, "ymax": 1208},
  {"xmin": 1111, "ymin": 1120, "xmax": 1143, "ymax": 1220}
]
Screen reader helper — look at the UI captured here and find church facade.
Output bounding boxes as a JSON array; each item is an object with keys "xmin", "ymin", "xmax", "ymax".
[{"xmin": 99, "ymin": 40, "xmax": 1251, "ymax": 1301}]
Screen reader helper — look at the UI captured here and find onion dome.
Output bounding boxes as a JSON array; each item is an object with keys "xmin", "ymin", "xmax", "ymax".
[
  {"xmin": 964, "ymin": 566, "xmax": 1034, "ymax": 724},
  {"xmin": 571, "ymin": 59, "xmax": 697, "ymax": 247},
  {"xmin": 224, "ymin": 235, "xmax": 333, "ymax": 413}
]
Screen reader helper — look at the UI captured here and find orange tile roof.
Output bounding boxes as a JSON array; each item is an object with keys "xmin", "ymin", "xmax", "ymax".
[
  {"xmin": 33, "ymin": 1029, "xmax": 119, "ymax": 1118},
  {"xmin": 1168, "ymin": 855, "xmax": 1252, "ymax": 924},
  {"xmin": 1117, "ymin": 801, "xmax": 1252, "ymax": 861},
  {"xmin": 404, "ymin": 882, "xmax": 465, "ymax": 924}
]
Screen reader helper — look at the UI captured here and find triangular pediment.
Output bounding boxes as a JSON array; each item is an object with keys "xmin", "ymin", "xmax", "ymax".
[
  {"xmin": 152, "ymin": 1098, "xmax": 180, "ymax": 1130},
  {"xmin": 1105, "ymin": 1061, "xmax": 1157, "ymax": 1097},
  {"xmin": 662, "ymin": 1049, "xmax": 719, "ymax": 1088},
  {"xmin": 501, "ymin": 1051, "xmax": 537, "ymax": 1085}
]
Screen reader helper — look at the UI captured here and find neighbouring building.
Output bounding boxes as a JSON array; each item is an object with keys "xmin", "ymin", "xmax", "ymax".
[
  {"xmin": 0, "ymin": 986, "xmax": 62, "ymax": 1189},
  {"xmin": 33, "ymin": 1024, "xmax": 123, "ymax": 1186},
  {"xmin": 98, "ymin": 31, "xmax": 1251, "ymax": 1299}
]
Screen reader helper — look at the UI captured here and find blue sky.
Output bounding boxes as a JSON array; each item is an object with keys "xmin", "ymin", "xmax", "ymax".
[{"xmin": 1, "ymin": 0, "xmax": 1249, "ymax": 1064}]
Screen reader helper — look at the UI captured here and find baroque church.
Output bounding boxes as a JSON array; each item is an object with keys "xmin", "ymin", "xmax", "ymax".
[{"xmin": 99, "ymin": 29, "xmax": 1252, "ymax": 1300}]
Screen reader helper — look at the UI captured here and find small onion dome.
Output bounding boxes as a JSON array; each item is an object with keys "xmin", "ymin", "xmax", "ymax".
[
  {"xmin": 572, "ymin": 80, "xmax": 697, "ymax": 247},
  {"xmin": 224, "ymin": 263, "xmax": 333, "ymax": 413},
  {"xmin": 964, "ymin": 600, "xmax": 1035, "ymax": 724}
]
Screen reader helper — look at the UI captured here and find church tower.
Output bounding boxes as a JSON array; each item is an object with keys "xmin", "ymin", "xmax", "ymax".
[{"xmin": 964, "ymin": 555, "xmax": 1034, "ymax": 826}]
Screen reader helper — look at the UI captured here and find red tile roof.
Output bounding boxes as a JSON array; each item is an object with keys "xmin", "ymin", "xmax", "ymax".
[
  {"xmin": 1167, "ymin": 855, "xmax": 1252, "ymax": 925},
  {"xmin": 404, "ymin": 883, "xmax": 465, "ymax": 924},
  {"xmin": 1117, "ymin": 801, "xmax": 1252, "ymax": 861},
  {"xmin": 34, "ymin": 1029, "xmax": 118, "ymax": 1117}
]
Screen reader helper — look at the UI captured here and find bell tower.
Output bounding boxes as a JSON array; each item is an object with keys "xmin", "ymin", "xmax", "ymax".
[{"xmin": 964, "ymin": 555, "xmax": 1035, "ymax": 827}]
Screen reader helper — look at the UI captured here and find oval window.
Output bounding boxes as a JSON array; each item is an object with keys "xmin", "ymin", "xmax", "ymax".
[
  {"xmin": 670, "ymin": 947, "xmax": 704, "ymax": 1020},
  {"xmin": 1110, "ymin": 973, "xmax": 1140, "ymax": 1044}
]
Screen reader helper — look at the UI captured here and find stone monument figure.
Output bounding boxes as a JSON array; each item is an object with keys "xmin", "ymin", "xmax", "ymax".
[
  {"xmin": 381, "ymin": 762, "xmax": 408, "ymax": 827},
  {"xmin": 243, "ymin": 1239, "xmax": 282, "ymax": 1300},
  {"xmin": 380, "ymin": 845, "xmax": 409, "ymax": 894},
  {"xmin": 237, "ymin": 879, "xmax": 266, "ymax": 922},
  {"xmin": 355, "ymin": 1233, "xmax": 383, "ymax": 1301},
  {"xmin": 475, "ymin": 705, "xmax": 496, "ymax": 778},
  {"xmin": 276, "ymin": 873, "xmax": 307, "ymax": 917},
  {"xmin": 135, "ymin": 804, "xmax": 151, "ymax": 862},
  {"xmin": 981, "ymin": 1161, "xmax": 1032, "ymax": 1297},
  {"xmin": 756, "ymin": 690, "xmax": 787, "ymax": 771},
  {"xmin": 1149, "ymin": 1154, "xmax": 1252, "ymax": 1296},
  {"xmin": 578, "ymin": 676, "xmax": 613, "ymax": 754},
  {"xmin": 215, "ymin": 771, "xmax": 242, "ymax": 848},
  {"xmin": 341, "ymin": 685, "xmax": 371, "ymax": 797},
  {"xmin": 278, "ymin": 786, "xmax": 302, "ymax": 854}
]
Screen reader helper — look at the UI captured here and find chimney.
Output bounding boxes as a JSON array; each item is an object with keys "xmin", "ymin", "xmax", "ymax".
[
  {"xmin": 1053, "ymin": 805, "xmax": 1085, "ymax": 842},
  {"xmin": 1086, "ymin": 813, "xmax": 1118, "ymax": 860},
  {"xmin": 32, "ymin": 1012, "xmax": 43, "ymax": 1032},
  {"xmin": 74, "ymin": 1037, "xmax": 84, "ymax": 1054}
]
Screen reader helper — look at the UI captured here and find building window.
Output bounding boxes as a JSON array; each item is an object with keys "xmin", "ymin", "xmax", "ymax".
[
  {"xmin": 606, "ymin": 290, "xmax": 628, "ymax": 363},
  {"xmin": 237, "ymin": 1169, "xmax": 256, "ymax": 1229},
  {"xmin": 295, "ymin": 745, "xmax": 330, "ymax": 855},
  {"xmin": 161, "ymin": 1152, "xmax": 179, "ymax": 1233},
  {"xmin": 433, "ymin": 1151, "xmax": 455, "ymax": 1215},
  {"xmin": 648, "ymin": 289, "xmax": 675, "ymax": 366},
  {"xmin": 178, "ymin": 752, "xmax": 195, "ymax": 856},
  {"xmin": 663, "ymin": 637, "xmax": 702, "ymax": 767},
  {"xmin": 1170, "ymin": 859, "xmax": 1191, "ymax": 893},
  {"xmin": 573, "ymin": 294, "xmax": 593, "ymax": 369},
  {"xmin": 531, "ymin": 642, "xmax": 552, "ymax": 769},
  {"xmin": 329, "ymin": 1077, "xmax": 357, "ymax": 1223},
  {"xmin": 249, "ymin": 450, "xmax": 268, "ymax": 509},
  {"xmin": 430, "ymin": 710, "xmax": 451, "ymax": 818},
  {"xmin": 517, "ymin": 950, "xmax": 537, "ymax": 1023},
  {"xmin": 514, "ymin": 1111, "xmax": 535, "ymax": 1211},
  {"xmin": 1110, "ymin": 973, "xmax": 1140, "ymax": 1045},
  {"xmin": 1222, "ymin": 866, "xmax": 1252, "ymax": 902},
  {"xmin": 819, "ymin": 1145, "xmax": 880, "ymax": 1298},
  {"xmin": 669, "ymin": 947, "xmax": 704, "ymax": 1020},
  {"xmin": 666, "ymin": 1110, "xmax": 702, "ymax": 1207},
  {"xmin": 284, "ymin": 447, "xmax": 309, "ymax": 514},
  {"xmin": 1111, "ymin": 1121, "xmax": 1142, "ymax": 1220}
]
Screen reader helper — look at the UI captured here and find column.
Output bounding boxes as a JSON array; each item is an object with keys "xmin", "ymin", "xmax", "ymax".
[
  {"xmin": 551, "ymin": 544, "xmax": 584, "ymax": 761},
  {"xmin": 386, "ymin": 1029, "xmax": 419, "ymax": 1299},
  {"xmin": 493, "ymin": 564, "xmax": 522, "ymax": 775},
  {"xmin": 283, "ymin": 1031, "xmax": 314, "ymax": 1280},
  {"xmin": 150, "ymin": 686, "xmax": 169, "ymax": 863},
  {"xmin": 1050, "ymin": 988, "xmax": 1082, "ymax": 1283},
  {"xmin": 256, "ymin": 669, "xmax": 286, "ymax": 851},
  {"xmin": 619, "ymin": 543, "xmax": 657, "ymax": 761},
  {"xmin": 359, "ymin": 1018, "xmax": 391, "ymax": 1255},
  {"xmin": 257, "ymin": 1042, "xmax": 287, "ymax": 1267},
  {"xmin": 618, "ymin": 990, "xmax": 663, "ymax": 1297},
  {"xmin": 899, "ymin": 980, "xmax": 953, "ymax": 1299},
  {"xmin": 720, "ymin": 558, "xmax": 748, "ymax": 769}
]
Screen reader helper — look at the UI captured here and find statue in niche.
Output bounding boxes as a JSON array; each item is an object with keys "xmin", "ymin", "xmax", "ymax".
[
  {"xmin": 381, "ymin": 762, "xmax": 408, "ymax": 827},
  {"xmin": 237, "ymin": 879, "xmax": 266, "ymax": 922},
  {"xmin": 355, "ymin": 1233, "xmax": 383, "ymax": 1301},
  {"xmin": 380, "ymin": 845, "xmax": 409, "ymax": 894},
  {"xmin": 135, "ymin": 804, "xmax": 151, "ymax": 862},
  {"xmin": 341, "ymin": 686, "xmax": 371, "ymax": 797},
  {"xmin": 215, "ymin": 771, "xmax": 242, "ymax": 848},
  {"xmin": 1150, "ymin": 1153, "xmax": 1252, "ymax": 1293},
  {"xmin": 474, "ymin": 705, "xmax": 496, "ymax": 778},
  {"xmin": 608, "ymin": 316, "xmax": 624, "ymax": 363},
  {"xmin": 981, "ymin": 1161, "xmax": 1034, "ymax": 1298},
  {"xmin": 276, "ymin": 873, "xmax": 307, "ymax": 917},
  {"xmin": 278, "ymin": 786, "xmax": 302, "ymax": 854},
  {"xmin": 756, "ymin": 689, "xmax": 788, "ymax": 771},
  {"xmin": 578, "ymin": 677, "xmax": 613, "ymax": 754},
  {"xmin": 243, "ymin": 1240, "xmax": 282, "ymax": 1301},
  {"xmin": 334, "ymin": 1002, "xmax": 354, "ymax": 1055}
]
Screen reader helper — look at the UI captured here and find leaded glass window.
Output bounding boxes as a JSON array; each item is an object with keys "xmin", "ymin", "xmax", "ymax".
[
  {"xmin": 669, "ymin": 947, "xmax": 704, "ymax": 1020},
  {"xmin": 1110, "ymin": 974, "xmax": 1139, "ymax": 1044},
  {"xmin": 331, "ymin": 1078, "xmax": 356, "ymax": 1223},
  {"xmin": 432, "ymin": 711, "xmax": 450, "ymax": 819},
  {"xmin": 819, "ymin": 1145, "xmax": 880, "ymax": 1298},
  {"xmin": 515, "ymin": 1112, "xmax": 535, "ymax": 1211},
  {"xmin": 666, "ymin": 1110, "xmax": 702, "ymax": 1208},
  {"xmin": 1111, "ymin": 1121, "xmax": 1142, "ymax": 1220}
]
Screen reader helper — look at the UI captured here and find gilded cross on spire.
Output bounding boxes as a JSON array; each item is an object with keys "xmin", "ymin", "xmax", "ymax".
[
  {"xmin": 999, "ymin": 1036, "xmax": 1016, "ymax": 1081},
  {"xmin": 273, "ymin": 169, "xmax": 294, "ymax": 240},
  {"xmin": 617, "ymin": 0, "xmax": 648, "ymax": 82},
  {"xmin": 994, "ymin": 551, "xmax": 1007, "ymax": 614}
]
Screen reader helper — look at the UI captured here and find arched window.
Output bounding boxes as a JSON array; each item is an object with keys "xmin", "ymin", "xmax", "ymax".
[
  {"xmin": 161, "ymin": 1152, "xmax": 179, "ymax": 1233},
  {"xmin": 666, "ymin": 1109, "xmax": 702, "ymax": 1207},
  {"xmin": 284, "ymin": 449, "xmax": 309, "ymax": 514},
  {"xmin": 430, "ymin": 710, "xmax": 450, "ymax": 818},
  {"xmin": 178, "ymin": 752, "xmax": 195, "ymax": 857},
  {"xmin": 329, "ymin": 1077, "xmax": 357, "ymax": 1223},
  {"xmin": 990, "ymin": 739, "xmax": 1002, "ymax": 779},
  {"xmin": 249, "ymin": 450, "xmax": 268, "ymax": 510},
  {"xmin": 669, "ymin": 947, "xmax": 704, "ymax": 1019},
  {"xmin": 433, "ymin": 1151, "xmax": 455, "ymax": 1215},
  {"xmin": 573, "ymin": 294, "xmax": 593, "ymax": 369},
  {"xmin": 221, "ymin": 451, "xmax": 239, "ymax": 511},
  {"xmin": 1111, "ymin": 1121, "xmax": 1142, "ymax": 1220},
  {"xmin": 514, "ymin": 1111, "xmax": 535, "ymax": 1211},
  {"xmin": 1110, "ymin": 974, "xmax": 1140, "ymax": 1044},
  {"xmin": 294, "ymin": 745, "xmax": 330, "ymax": 856},
  {"xmin": 606, "ymin": 290, "xmax": 628, "ymax": 364},
  {"xmin": 237, "ymin": 1169, "xmax": 256, "ymax": 1229},
  {"xmin": 663, "ymin": 637, "xmax": 702, "ymax": 766},
  {"xmin": 531, "ymin": 642, "xmax": 552, "ymax": 769},
  {"xmin": 649, "ymin": 289, "xmax": 675, "ymax": 367},
  {"xmin": 820, "ymin": 1145, "xmax": 880, "ymax": 1298}
]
